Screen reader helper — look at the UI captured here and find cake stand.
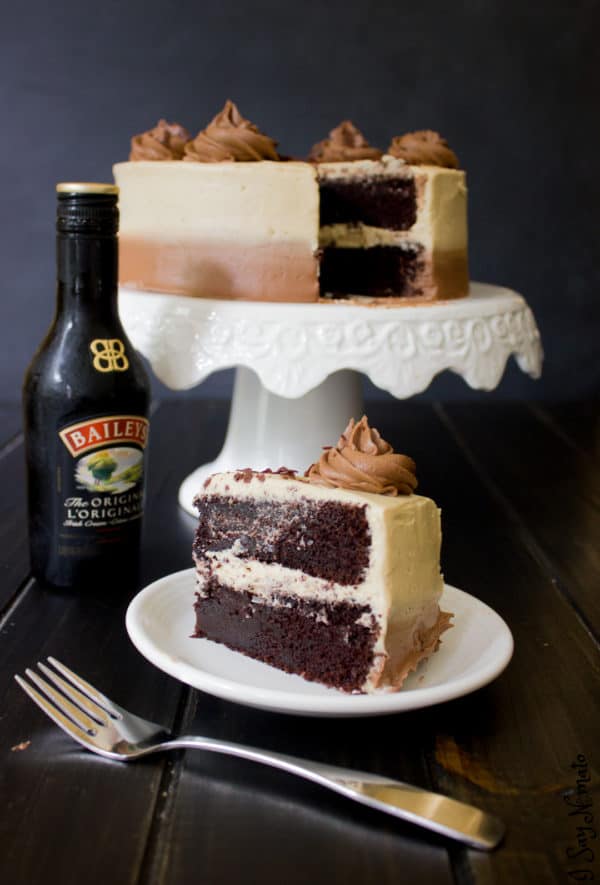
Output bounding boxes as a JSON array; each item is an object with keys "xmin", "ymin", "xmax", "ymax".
[{"xmin": 119, "ymin": 282, "xmax": 543, "ymax": 515}]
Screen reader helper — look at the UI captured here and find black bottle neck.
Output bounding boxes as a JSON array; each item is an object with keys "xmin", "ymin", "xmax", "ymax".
[{"xmin": 56, "ymin": 232, "xmax": 119, "ymax": 319}]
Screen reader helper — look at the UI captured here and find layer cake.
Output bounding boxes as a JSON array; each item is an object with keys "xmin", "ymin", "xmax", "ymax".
[
  {"xmin": 115, "ymin": 102, "xmax": 468, "ymax": 304},
  {"xmin": 192, "ymin": 417, "xmax": 452, "ymax": 693}
]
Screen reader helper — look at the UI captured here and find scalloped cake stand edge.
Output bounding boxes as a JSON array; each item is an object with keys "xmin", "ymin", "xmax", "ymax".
[{"xmin": 118, "ymin": 282, "xmax": 543, "ymax": 515}]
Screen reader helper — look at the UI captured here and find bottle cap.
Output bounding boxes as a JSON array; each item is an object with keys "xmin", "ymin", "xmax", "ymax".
[
  {"xmin": 56, "ymin": 183, "xmax": 119, "ymax": 235},
  {"xmin": 56, "ymin": 182, "xmax": 119, "ymax": 195}
]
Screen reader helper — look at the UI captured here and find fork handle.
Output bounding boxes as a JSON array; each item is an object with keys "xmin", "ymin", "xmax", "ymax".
[{"xmin": 161, "ymin": 735, "xmax": 503, "ymax": 851}]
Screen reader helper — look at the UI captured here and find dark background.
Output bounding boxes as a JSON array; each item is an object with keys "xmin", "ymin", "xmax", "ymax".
[{"xmin": 2, "ymin": 0, "xmax": 599, "ymax": 406}]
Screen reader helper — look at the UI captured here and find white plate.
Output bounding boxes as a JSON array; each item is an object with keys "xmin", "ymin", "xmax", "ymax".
[{"xmin": 126, "ymin": 568, "xmax": 513, "ymax": 717}]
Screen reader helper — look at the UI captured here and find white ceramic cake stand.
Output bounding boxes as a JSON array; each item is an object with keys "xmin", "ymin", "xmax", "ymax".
[{"xmin": 119, "ymin": 282, "xmax": 543, "ymax": 515}]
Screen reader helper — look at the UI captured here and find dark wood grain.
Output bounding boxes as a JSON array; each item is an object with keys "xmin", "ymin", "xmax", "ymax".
[
  {"xmin": 0, "ymin": 584, "xmax": 183, "ymax": 885},
  {"xmin": 531, "ymin": 401, "xmax": 599, "ymax": 460},
  {"xmin": 381, "ymin": 403, "xmax": 599, "ymax": 885},
  {"xmin": 0, "ymin": 404, "xmax": 28, "ymax": 609},
  {"xmin": 0, "ymin": 399, "xmax": 211, "ymax": 885},
  {"xmin": 0, "ymin": 437, "xmax": 29, "ymax": 609},
  {"xmin": 165, "ymin": 749, "xmax": 455, "ymax": 885},
  {"xmin": 147, "ymin": 690, "xmax": 457, "ymax": 885},
  {"xmin": 135, "ymin": 401, "xmax": 455, "ymax": 884},
  {"xmin": 1, "ymin": 399, "xmax": 598, "ymax": 885},
  {"xmin": 438, "ymin": 401, "xmax": 600, "ymax": 638},
  {"xmin": 135, "ymin": 402, "xmax": 599, "ymax": 885}
]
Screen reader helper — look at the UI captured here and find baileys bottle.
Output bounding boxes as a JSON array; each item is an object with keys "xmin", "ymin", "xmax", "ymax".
[{"xmin": 23, "ymin": 183, "xmax": 151, "ymax": 590}]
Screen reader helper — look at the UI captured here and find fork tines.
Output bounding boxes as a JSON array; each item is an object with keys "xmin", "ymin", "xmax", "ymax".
[{"xmin": 15, "ymin": 658, "xmax": 120, "ymax": 748}]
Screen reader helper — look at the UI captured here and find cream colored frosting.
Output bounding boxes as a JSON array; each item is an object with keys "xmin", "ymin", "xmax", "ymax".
[
  {"xmin": 319, "ymin": 224, "xmax": 420, "ymax": 249},
  {"xmin": 114, "ymin": 160, "xmax": 318, "ymax": 245},
  {"xmin": 316, "ymin": 154, "xmax": 408, "ymax": 181},
  {"xmin": 410, "ymin": 166, "xmax": 468, "ymax": 254}
]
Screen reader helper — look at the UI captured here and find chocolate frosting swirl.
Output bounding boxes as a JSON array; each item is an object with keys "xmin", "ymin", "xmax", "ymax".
[
  {"xmin": 308, "ymin": 121, "xmax": 383, "ymax": 163},
  {"xmin": 387, "ymin": 130, "xmax": 459, "ymax": 168},
  {"xmin": 129, "ymin": 119, "xmax": 190, "ymax": 161},
  {"xmin": 306, "ymin": 416, "xmax": 417, "ymax": 496},
  {"xmin": 184, "ymin": 100, "xmax": 279, "ymax": 162}
]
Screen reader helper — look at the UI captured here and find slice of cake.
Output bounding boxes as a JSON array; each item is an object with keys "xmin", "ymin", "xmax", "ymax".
[
  {"xmin": 192, "ymin": 417, "xmax": 452, "ymax": 693},
  {"xmin": 115, "ymin": 102, "xmax": 320, "ymax": 302},
  {"xmin": 311, "ymin": 123, "xmax": 468, "ymax": 301}
]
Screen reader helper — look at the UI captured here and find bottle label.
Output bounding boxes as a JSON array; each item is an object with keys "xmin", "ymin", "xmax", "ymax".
[{"xmin": 56, "ymin": 414, "xmax": 149, "ymax": 553}]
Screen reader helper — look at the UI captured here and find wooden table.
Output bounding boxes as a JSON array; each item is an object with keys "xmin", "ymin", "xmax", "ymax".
[{"xmin": 1, "ymin": 398, "xmax": 598, "ymax": 885}]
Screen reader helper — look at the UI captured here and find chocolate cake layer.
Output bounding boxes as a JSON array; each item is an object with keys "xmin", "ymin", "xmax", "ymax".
[
  {"xmin": 319, "ymin": 176, "xmax": 417, "ymax": 230},
  {"xmin": 194, "ymin": 496, "xmax": 370, "ymax": 585},
  {"xmin": 320, "ymin": 245, "xmax": 424, "ymax": 298},
  {"xmin": 194, "ymin": 579, "xmax": 378, "ymax": 691}
]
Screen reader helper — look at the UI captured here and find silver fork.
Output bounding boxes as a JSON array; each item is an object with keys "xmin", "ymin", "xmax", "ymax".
[{"xmin": 16, "ymin": 658, "xmax": 504, "ymax": 851}]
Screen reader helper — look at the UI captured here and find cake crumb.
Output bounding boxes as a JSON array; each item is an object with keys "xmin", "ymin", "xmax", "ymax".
[{"xmin": 11, "ymin": 740, "xmax": 31, "ymax": 752}]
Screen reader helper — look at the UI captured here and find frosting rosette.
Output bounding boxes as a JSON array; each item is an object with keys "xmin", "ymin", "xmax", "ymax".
[
  {"xmin": 306, "ymin": 416, "xmax": 417, "ymax": 496},
  {"xmin": 129, "ymin": 119, "xmax": 190, "ymax": 161},
  {"xmin": 184, "ymin": 100, "xmax": 279, "ymax": 162},
  {"xmin": 387, "ymin": 130, "xmax": 459, "ymax": 168},
  {"xmin": 308, "ymin": 120, "xmax": 383, "ymax": 163}
]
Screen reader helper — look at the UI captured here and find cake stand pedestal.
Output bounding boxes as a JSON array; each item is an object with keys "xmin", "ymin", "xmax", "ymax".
[{"xmin": 119, "ymin": 282, "xmax": 543, "ymax": 515}]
